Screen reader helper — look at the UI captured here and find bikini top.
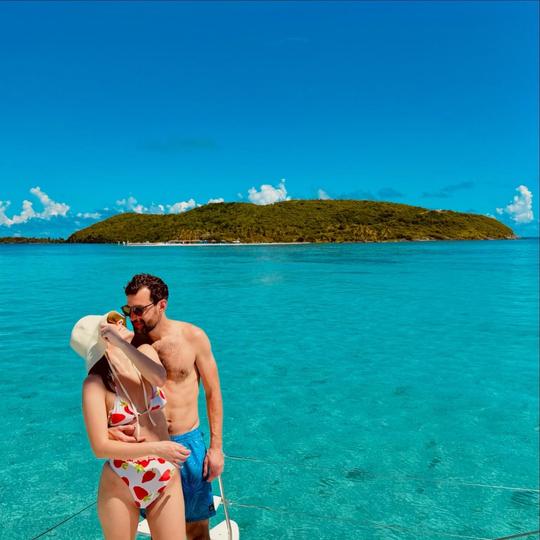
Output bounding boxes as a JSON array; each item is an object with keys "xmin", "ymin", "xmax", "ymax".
[
  {"xmin": 108, "ymin": 386, "xmax": 166, "ymax": 427},
  {"xmin": 106, "ymin": 358, "xmax": 167, "ymax": 439}
]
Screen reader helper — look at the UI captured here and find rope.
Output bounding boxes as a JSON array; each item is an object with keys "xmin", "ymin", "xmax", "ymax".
[
  {"xmin": 28, "ymin": 454, "xmax": 540, "ymax": 539},
  {"xmin": 28, "ymin": 496, "xmax": 539, "ymax": 540},
  {"xmin": 456, "ymin": 482, "xmax": 539, "ymax": 493},
  {"xmin": 492, "ymin": 532, "xmax": 540, "ymax": 540},
  {"xmin": 229, "ymin": 501, "xmax": 492, "ymax": 539},
  {"xmin": 225, "ymin": 453, "xmax": 540, "ymax": 493},
  {"xmin": 29, "ymin": 501, "xmax": 96, "ymax": 539},
  {"xmin": 230, "ymin": 501, "xmax": 539, "ymax": 540}
]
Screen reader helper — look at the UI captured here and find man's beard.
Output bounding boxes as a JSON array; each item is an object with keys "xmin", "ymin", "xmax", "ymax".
[
  {"xmin": 133, "ymin": 313, "xmax": 160, "ymax": 335},
  {"xmin": 133, "ymin": 321, "xmax": 153, "ymax": 335}
]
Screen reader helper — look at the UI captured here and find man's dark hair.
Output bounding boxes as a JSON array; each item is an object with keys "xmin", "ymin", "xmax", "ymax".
[{"xmin": 125, "ymin": 273, "xmax": 169, "ymax": 302}]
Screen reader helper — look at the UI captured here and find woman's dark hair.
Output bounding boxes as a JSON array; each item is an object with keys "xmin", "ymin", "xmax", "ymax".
[
  {"xmin": 125, "ymin": 273, "xmax": 169, "ymax": 303},
  {"xmin": 89, "ymin": 356, "xmax": 115, "ymax": 393}
]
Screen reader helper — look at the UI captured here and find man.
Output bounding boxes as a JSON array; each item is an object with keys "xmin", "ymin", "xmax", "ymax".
[{"xmin": 107, "ymin": 273, "xmax": 224, "ymax": 540}]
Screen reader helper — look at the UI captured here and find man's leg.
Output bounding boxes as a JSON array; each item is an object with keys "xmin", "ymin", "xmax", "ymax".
[{"xmin": 186, "ymin": 520, "xmax": 211, "ymax": 540}]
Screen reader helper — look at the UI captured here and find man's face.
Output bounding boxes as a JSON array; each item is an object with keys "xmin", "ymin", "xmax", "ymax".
[{"xmin": 125, "ymin": 287, "xmax": 166, "ymax": 335}]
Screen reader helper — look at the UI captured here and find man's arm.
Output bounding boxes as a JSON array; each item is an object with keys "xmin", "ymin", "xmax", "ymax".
[
  {"xmin": 100, "ymin": 323, "xmax": 166, "ymax": 387},
  {"xmin": 194, "ymin": 327, "xmax": 224, "ymax": 482},
  {"xmin": 83, "ymin": 376, "xmax": 190, "ymax": 463}
]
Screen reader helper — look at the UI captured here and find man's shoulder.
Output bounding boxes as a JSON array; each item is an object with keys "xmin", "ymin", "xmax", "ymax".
[{"xmin": 167, "ymin": 320, "xmax": 206, "ymax": 341}]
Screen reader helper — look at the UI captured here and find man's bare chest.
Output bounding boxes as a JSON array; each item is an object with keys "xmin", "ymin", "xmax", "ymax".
[{"xmin": 153, "ymin": 338, "xmax": 197, "ymax": 383}]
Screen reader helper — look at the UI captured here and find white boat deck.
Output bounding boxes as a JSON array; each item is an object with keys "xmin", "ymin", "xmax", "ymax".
[{"xmin": 137, "ymin": 495, "xmax": 239, "ymax": 539}]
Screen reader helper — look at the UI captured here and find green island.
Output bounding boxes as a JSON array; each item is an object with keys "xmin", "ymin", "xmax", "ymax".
[
  {"xmin": 0, "ymin": 237, "xmax": 64, "ymax": 244},
  {"xmin": 64, "ymin": 200, "xmax": 515, "ymax": 244}
]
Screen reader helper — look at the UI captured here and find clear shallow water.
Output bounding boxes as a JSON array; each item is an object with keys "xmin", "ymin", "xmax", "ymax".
[{"xmin": 0, "ymin": 240, "xmax": 538, "ymax": 540}]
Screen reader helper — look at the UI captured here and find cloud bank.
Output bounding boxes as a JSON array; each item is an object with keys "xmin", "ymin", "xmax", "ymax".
[
  {"xmin": 115, "ymin": 196, "xmax": 199, "ymax": 215},
  {"xmin": 77, "ymin": 212, "xmax": 102, "ymax": 219},
  {"xmin": 496, "ymin": 185, "xmax": 534, "ymax": 224},
  {"xmin": 317, "ymin": 189, "xmax": 332, "ymax": 200},
  {"xmin": 0, "ymin": 187, "xmax": 70, "ymax": 227},
  {"xmin": 168, "ymin": 199, "xmax": 197, "ymax": 214},
  {"xmin": 6, "ymin": 180, "xmax": 535, "ymax": 239},
  {"xmin": 248, "ymin": 179, "xmax": 290, "ymax": 205},
  {"xmin": 116, "ymin": 196, "xmax": 147, "ymax": 214}
]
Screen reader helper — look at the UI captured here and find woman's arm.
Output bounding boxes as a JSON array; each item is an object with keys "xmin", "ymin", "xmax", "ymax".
[
  {"xmin": 82, "ymin": 375, "xmax": 189, "ymax": 462},
  {"xmin": 100, "ymin": 323, "xmax": 166, "ymax": 386}
]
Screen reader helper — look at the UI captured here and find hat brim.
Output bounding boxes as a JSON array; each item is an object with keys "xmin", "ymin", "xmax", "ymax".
[{"xmin": 70, "ymin": 313, "xmax": 111, "ymax": 372}]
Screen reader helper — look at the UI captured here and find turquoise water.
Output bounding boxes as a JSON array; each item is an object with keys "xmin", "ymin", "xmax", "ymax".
[{"xmin": 0, "ymin": 240, "xmax": 538, "ymax": 540}]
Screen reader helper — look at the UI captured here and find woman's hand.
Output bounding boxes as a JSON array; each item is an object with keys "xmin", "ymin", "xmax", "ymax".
[
  {"xmin": 100, "ymin": 322, "xmax": 134, "ymax": 347},
  {"xmin": 153, "ymin": 441, "xmax": 191, "ymax": 465}
]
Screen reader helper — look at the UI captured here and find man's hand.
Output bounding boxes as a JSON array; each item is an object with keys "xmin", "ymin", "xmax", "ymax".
[
  {"xmin": 203, "ymin": 447, "xmax": 224, "ymax": 482},
  {"xmin": 108, "ymin": 424, "xmax": 145, "ymax": 443}
]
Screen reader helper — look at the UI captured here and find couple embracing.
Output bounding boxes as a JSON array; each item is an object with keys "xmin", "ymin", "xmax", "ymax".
[{"xmin": 70, "ymin": 273, "xmax": 224, "ymax": 539}]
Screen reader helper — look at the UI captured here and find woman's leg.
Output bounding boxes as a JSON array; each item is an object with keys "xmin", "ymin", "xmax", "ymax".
[
  {"xmin": 97, "ymin": 463, "xmax": 140, "ymax": 540},
  {"xmin": 146, "ymin": 470, "xmax": 186, "ymax": 540}
]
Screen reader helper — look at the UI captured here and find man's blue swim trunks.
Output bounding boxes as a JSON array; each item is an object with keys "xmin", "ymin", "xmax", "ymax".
[{"xmin": 171, "ymin": 428, "xmax": 216, "ymax": 522}]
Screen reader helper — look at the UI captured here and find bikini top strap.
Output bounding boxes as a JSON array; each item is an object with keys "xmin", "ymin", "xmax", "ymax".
[
  {"xmin": 140, "ymin": 374, "xmax": 157, "ymax": 427},
  {"xmin": 106, "ymin": 353, "xmax": 157, "ymax": 434},
  {"xmin": 106, "ymin": 354, "xmax": 142, "ymax": 439}
]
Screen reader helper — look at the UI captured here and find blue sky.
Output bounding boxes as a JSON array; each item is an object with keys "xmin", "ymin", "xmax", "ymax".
[{"xmin": 0, "ymin": 1, "xmax": 538, "ymax": 237}]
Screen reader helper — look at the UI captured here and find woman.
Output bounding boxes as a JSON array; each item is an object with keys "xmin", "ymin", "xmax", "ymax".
[{"xmin": 71, "ymin": 311, "xmax": 187, "ymax": 540}]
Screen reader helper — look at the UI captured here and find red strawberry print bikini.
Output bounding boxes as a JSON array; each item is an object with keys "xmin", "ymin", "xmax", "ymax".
[
  {"xmin": 108, "ymin": 387, "xmax": 167, "ymax": 429},
  {"xmin": 109, "ymin": 456, "xmax": 174, "ymax": 508},
  {"xmin": 107, "ymin": 359, "xmax": 176, "ymax": 509}
]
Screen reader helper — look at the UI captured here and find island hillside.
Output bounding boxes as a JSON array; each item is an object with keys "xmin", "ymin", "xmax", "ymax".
[
  {"xmin": 0, "ymin": 237, "xmax": 64, "ymax": 244},
  {"xmin": 67, "ymin": 200, "xmax": 515, "ymax": 244}
]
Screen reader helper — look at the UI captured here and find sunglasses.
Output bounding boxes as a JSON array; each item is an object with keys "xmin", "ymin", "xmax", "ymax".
[{"xmin": 121, "ymin": 302, "xmax": 156, "ymax": 317}]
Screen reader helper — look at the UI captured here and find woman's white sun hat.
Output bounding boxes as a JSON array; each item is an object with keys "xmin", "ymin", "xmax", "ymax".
[{"xmin": 70, "ymin": 311, "xmax": 125, "ymax": 372}]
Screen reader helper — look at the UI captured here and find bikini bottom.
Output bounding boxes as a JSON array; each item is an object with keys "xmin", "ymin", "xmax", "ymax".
[{"xmin": 109, "ymin": 457, "xmax": 176, "ymax": 509}]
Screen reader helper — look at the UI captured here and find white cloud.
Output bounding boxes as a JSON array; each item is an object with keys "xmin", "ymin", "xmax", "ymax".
[
  {"xmin": 76, "ymin": 212, "xmax": 102, "ymax": 219},
  {"xmin": 496, "ymin": 185, "xmax": 534, "ymax": 224},
  {"xmin": 115, "ymin": 195, "xmax": 200, "ymax": 215},
  {"xmin": 11, "ymin": 200, "xmax": 36, "ymax": 224},
  {"xmin": 247, "ymin": 179, "xmax": 290, "ymax": 205},
  {"xmin": 207, "ymin": 198, "xmax": 224, "ymax": 204},
  {"xmin": 0, "ymin": 187, "xmax": 70, "ymax": 227},
  {"xmin": 237, "ymin": 192, "xmax": 244, "ymax": 199},
  {"xmin": 0, "ymin": 201, "xmax": 15, "ymax": 226},
  {"xmin": 167, "ymin": 199, "xmax": 197, "ymax": 214},
  {"xmin": 30, "ymin": 187, "xmax": 70, "ymax": 218},
  {"xmin": 148, "ymin": 204, "xmax": 165, "ymax": 214},
  {"xmin": 318, "ymin": 188, "xmax": 331, "ymax": 200},
  {"xmin": 116, "ymin": 196, "xmax": 147, "ymax": 214}
]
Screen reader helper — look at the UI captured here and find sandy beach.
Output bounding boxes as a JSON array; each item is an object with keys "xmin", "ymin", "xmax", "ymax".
[{"xmin": 123, "ymin": 241, "xmax": 312, "ymax": 246}]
